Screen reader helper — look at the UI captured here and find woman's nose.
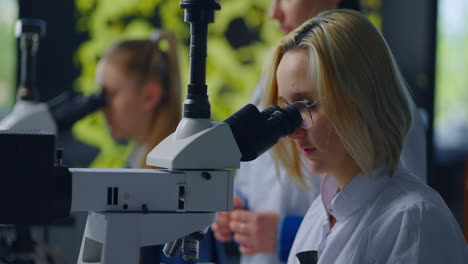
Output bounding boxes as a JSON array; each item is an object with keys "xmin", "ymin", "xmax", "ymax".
[
  {"xmin": 268, "ymin": 0, "xmax": 283, "ymax": 21},
  {"xmin": 288, "ymin": 127, "xmax": 307, "ymax": 139}
]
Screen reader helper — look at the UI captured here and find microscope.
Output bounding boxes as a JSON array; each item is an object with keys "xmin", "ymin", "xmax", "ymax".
[
  {"xmin": 0, "ymin": 19, "xmax": 106, "ymax": 134},
  {"xmin": 0, "ymin": 1, "xmax": 303, "ymax": 263},
  {"xmin": 0, "ymin": 18, "xmax": 105, "ymax": 264}
]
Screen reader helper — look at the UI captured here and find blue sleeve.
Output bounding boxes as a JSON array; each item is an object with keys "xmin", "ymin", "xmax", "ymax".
[
  {"xmin": 277, "ymin": 216, "xmax": 303, "ymax": 262},
  {"xmin": 235, "ymin": 190, "xmax": 249, "ymax": 210}
]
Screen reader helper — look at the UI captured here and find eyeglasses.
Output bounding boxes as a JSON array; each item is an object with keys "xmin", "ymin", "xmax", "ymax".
[{"xmin": 289, "ymin": 101, "xmax": 319, "ymax": 129}]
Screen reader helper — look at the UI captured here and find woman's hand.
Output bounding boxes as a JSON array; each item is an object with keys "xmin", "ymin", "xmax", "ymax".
[
  {"xmin": 211, "ymin": 194, "xmax": 245, "ymax": 241},
  {"xmin": 229, "ymin": 210, "xmax": 280, "ymax": 255}
]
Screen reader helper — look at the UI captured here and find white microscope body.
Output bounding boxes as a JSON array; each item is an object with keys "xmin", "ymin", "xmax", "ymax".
[
  {"xmin": 75, "ymin": 120, "xmax": 240, "ymax": 263},
  {"xmin": 0, "ymin": 100, "xmax": 57, "ymax": 134}
]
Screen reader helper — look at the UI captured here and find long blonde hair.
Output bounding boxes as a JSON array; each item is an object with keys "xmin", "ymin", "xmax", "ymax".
[
  {"xmin": 264, "ymin": 10, "xmax": 414, "ymax": 186},
  {"xmin": 101, "ymin": 30, "xmax": 182, "ymax": 168}
]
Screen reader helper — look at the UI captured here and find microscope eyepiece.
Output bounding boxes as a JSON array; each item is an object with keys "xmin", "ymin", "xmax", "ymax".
[
  {"xmin": 260, "ymin": 104, "xmax": 281, "ymax": 119},
  {"xmin": 223, "ymin": 103, "xmax": 302, "ymax": 161},
  {"xmin": 48, "ymin": 90, "xmax": 107, "ymax": 131}
]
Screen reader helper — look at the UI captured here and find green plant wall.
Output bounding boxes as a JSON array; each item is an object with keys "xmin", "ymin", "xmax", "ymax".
[
  {"xmin": 434, "ymin": 0, "xmax": 468, "ymax": 148},
  {"xmin": 0, "ymin": 0, "xmax": 18, "ymax": 111},
  {"xmin": 361, "ymin": 0, "xmax": 382, "ymax": 29}
]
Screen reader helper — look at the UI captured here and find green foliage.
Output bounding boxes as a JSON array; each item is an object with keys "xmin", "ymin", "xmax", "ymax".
[
  {"xmin": 361, "ymin": 0, "xmax": 382, "ymax": 29},
  {"xmin": 73, "ymin": 0, "xmax": 280, "ymax": 168},
  {"xmin": 435, "ymin": 22, "xmax": 468, "ymax": 128},
  {"xmin": 0, "ymin": 0, "xmax": 18, "ymax": 111}
]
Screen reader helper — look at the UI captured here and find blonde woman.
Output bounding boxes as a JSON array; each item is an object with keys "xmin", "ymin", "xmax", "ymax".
[
  {"xmin": 262, "ymin": 10, "xmax": 467, "ymax": 264},
  {"xmin": 97, "ymin": 31, "xmax": 224, "ymax": 263},
  {"xmin": 212, "ymin": 2, "xmax": 363, "ymax": 264},
  {"xmin": 213, "ymin": 1, "xmax": 426, "ymax": 264}
]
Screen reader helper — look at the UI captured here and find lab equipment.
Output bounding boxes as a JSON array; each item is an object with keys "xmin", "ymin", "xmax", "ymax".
[
  {"xmin": 0, "ymin": 19, "xmax": 106, "ymax": 134},
  {"xmin": 0, "ymin": 1, "xmax": 303, "ymax": 263}
]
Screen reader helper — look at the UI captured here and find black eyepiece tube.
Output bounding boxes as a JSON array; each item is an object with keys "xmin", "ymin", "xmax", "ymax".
[
  {"xmin": 48, "ymin": 91, "xmax": 107, "ymax": 131},
  {"xmin": 223, "ymin": 104, "xmax": 302, "ymax": 161},
  {"xmin": 16, "ymin": 19, "xmax": 46, "ymax": 101},
  {"xmin": 180, "ymin": 0, "xmax": 220, "ymax": 118}
]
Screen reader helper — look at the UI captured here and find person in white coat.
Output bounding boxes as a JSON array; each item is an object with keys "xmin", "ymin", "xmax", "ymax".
[
  {"xmin": 212, "ymin": 1, "xmax": 427, "ymax": 263},
  {"xmin": 262, "ymin": 9, "xmax": 467, "ymax": 264}
]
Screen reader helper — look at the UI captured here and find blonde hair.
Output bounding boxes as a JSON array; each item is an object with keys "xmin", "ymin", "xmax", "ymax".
[
  {"xmin": 263, "ymin": 9, "xmax": 414, "ymax": 185},
  {"xmin": 101, "ymin": 30, "xmax": 182, "ymax": 168}
]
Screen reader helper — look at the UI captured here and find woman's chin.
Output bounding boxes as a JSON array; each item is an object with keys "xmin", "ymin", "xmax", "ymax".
[{"xmin": 307, "ymin": 160, "xmax": 327, "ymax": 175}]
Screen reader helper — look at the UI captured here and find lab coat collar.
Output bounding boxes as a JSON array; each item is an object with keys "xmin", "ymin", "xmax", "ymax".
[{"xmin": 321, "ymin": 166, "xmax": 391, "ymax": 222}]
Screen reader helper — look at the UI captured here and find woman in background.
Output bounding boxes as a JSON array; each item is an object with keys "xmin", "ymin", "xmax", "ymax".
[
  {"xmin": 97, "ymin": 30, "xmax": 180, "ymax": 169},
  {"xmin": 97, "ymin": 30, "xmax": 225, "ymax": 264}
]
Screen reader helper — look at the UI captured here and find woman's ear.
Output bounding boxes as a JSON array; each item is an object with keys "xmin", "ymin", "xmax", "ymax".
[{"xmin": 142, "ymin": 81, "xmax": 162, "ymax": 111}]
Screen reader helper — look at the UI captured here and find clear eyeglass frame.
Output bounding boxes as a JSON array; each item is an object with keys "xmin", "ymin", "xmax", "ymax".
[{"xmin": 289, "ymin": 101, "xmax": 319, "ymax": 129}]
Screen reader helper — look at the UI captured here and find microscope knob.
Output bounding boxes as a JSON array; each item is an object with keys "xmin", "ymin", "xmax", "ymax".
[{"xmin": 56, "ymin": 148, "xmax": 64, "ymax": 166}]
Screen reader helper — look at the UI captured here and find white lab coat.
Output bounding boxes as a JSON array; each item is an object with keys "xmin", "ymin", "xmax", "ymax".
[
  {"xmin": 236, "ymin": 151, "xmax": 321, "ymax": 264},
  {"xmin": 401, "ymin": 107, "xmax": 427, "ymax": 182},
  {"xmin": 288, "ymin": 166, "xmax": 468, "ymax": 264}
]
